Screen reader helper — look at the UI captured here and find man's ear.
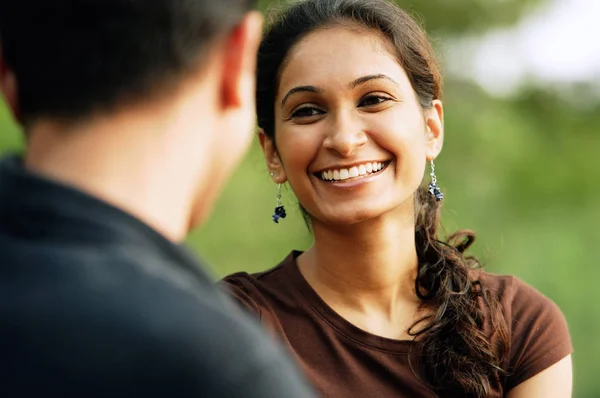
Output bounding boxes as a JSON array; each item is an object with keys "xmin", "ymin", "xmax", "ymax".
[
  {"xmin": 258, "ymin": 128, "xmax": 287, "ymax": 183},
  {"xmin": 219, "ymin": 11, "xmax": 263, "ymax": 111},
  {"xmin": 425, "ymin": 99, "xmax": 444, "ymax": 160},
  {"xmin": 0, "ymin": 45, "xmax": 22, "ymax": 123}
]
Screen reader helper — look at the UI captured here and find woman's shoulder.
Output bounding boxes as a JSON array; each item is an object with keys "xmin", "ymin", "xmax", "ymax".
[
  {"xmin": 478, "ymin": 271, "xmax": 572, "ymax": 390},
  {"xmin": 477, "ymin": 271, "xmax": 567, "ymax": 325},
  {"xmin": 220, "ymin": 251, "xmax": 299, "ymax": 318}
]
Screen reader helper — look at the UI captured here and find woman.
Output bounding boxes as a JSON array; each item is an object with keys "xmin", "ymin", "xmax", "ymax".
[{"xmin": 223, "ymin": 0, "xmax": 573, "ymax": 396}]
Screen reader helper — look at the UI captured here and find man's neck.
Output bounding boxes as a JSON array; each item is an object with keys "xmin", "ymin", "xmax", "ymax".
[{"xmin": 24, "ymin": 104, "xmax": 214, "ymax": 242}]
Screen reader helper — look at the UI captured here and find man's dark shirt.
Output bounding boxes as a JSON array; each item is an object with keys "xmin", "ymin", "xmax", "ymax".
[{"xmin": 0, "ymin": 155, "xmax": 313, "ymax": 397}]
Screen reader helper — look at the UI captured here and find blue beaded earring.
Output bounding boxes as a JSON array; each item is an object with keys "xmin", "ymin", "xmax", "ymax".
[
  {"xmin": 428, "ymin": 160, "xmax": 444, "ymax": 201},
  {"xmin": 270, "ymin": 173, "xmax": 286, "ymax": 223}
]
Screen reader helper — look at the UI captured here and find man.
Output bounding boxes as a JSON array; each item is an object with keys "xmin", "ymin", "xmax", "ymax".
[{"xmin": 0, "ymin": 1, "xmax": 313, "ymax": 396}]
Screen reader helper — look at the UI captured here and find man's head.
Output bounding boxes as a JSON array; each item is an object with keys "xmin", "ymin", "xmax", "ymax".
[{"xmin": 0, "ymin": 0, "xmax": 262, "ymax": 237}]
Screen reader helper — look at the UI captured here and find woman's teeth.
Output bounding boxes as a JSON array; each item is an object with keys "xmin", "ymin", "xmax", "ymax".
[{"xmin": 320, "ymin": 162, "xmax": 386, "ymax": 181}]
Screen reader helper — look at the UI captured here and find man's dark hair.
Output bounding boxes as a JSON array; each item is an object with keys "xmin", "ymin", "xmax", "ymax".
[{"xmin": 0, "ymin": 0, "xmax": 256, "ymax": 123}]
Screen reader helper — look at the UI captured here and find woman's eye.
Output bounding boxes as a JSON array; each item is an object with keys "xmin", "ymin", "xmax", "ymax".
[
  {"xmin": 359, "ymin": 95, "xmax": 392, "ymax": 107},
  {"xmin": 291, "ymin": 107, "xmax": 324, "ymax": 118}
]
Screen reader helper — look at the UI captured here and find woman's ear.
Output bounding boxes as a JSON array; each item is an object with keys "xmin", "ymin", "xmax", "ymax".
[
  {"xmin": 425, "ymin": 99, "xmax": 444, "ymax": 161},
  {"xmin": 258, "ymin": 128, "xmax": 287, "ymax": 183}
]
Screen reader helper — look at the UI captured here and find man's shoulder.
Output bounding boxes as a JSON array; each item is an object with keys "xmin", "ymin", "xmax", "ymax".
[
  {"xmin": 0, "ymin": 234, "xmax": 234, "ymax": 326},
  {"xmin": 0, "ymin": 233, "xmax": 242, "ymax": 350},
  {"xmin": 0, "ymin": 240, "xmax": 314, "ymax": 397}
]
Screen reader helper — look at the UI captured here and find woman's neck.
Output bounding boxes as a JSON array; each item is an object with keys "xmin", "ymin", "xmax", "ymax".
[{"xmin": 297, "ymin": 206, "xmax": 421, "ymax": 337}]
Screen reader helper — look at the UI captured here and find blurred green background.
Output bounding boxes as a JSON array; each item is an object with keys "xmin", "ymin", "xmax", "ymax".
[{"xmin": 1, "ymin": 0, "xmax": 597, "ymax": 395}]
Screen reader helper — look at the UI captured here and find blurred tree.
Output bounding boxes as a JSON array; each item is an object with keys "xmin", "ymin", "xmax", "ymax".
[
  {"xmin": 257, "ymin": 0, "xmax": 548, "ymax": 35},
  {"xmin": 1, "ymin": 0, "xmax": 597, "ymax": 395},
  {"xmin": 397, "ymin": 0, "xmax": 546, "ymax": 35}
]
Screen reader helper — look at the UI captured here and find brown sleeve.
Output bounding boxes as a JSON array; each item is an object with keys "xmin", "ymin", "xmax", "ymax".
[
  {"xmin": 219, "ymin": 273, "xmax": 263, "ymax": 320},
  {"xmin": 504, "ymin": 276, "xmax": 573, "ymax": 391}
]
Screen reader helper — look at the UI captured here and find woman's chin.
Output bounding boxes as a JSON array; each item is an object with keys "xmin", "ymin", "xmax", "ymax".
[
  {"xmin": 313, "ymin": 206, "xmax": 391, "ymax": 227},
  {"xmin": 309, "ymin": 197, "xmax": 415, "ymax": 227}
]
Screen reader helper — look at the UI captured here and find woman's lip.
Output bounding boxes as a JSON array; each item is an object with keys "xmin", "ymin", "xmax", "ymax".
[
  {"xmin": 310, "ymin": 160, "xmax": 392, "ymax": 175},
  {"xmin": 313, "ymin": 160, "xmax": 391, "ymax": 181},
  {"xmin": 313, "ymin": 161, "xmax": 391, "ymax": 188}
]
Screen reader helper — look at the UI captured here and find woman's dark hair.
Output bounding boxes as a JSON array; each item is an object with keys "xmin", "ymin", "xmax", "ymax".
[{"xmin": 256, "ymin": 0, "xmax": 509, "ymax": 396}]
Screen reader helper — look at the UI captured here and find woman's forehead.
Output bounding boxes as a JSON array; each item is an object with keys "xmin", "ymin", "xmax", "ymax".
[{"xmin": 277, "ymin": 27, "xmax": 409, "ymax": 95}]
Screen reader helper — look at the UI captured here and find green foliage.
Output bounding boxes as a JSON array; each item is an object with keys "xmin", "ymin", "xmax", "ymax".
[
  {"xmin": 396, "ymin": 0, "xmax": 546, "ymax": 35},
  {"xmin": 0, "ymin": 103, "xmax": 23, "ymax": 152},
  {"xmin": 1, "ymin": 0, "xmax": 596, "ymax": 394},
  {"xmin": 257, "ymin": 0, "xmax": 546, "ymax": 35}
]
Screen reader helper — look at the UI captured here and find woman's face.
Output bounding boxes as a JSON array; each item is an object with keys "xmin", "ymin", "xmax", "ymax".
[{"xmin": 262, "ymin": 26, "xmax": 443, "ymax": 225}]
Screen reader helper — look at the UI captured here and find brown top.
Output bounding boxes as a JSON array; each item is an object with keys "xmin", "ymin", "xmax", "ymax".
[{"xmin": 222, "ymin": 251, "xmax": 572, "ymax": 398}]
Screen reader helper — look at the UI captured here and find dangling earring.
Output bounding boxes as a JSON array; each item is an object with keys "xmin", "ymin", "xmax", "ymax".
[
  {"xmin": 272, "ymin": 183, "xmax": 287, "ymax": 223},
  {"xmin": 428, "ymin": 160, "xmax": 444, "ymax": 201},
  {"xmin": 270, "ymin": 172, "xmax": 287, "ymax": 223}
]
